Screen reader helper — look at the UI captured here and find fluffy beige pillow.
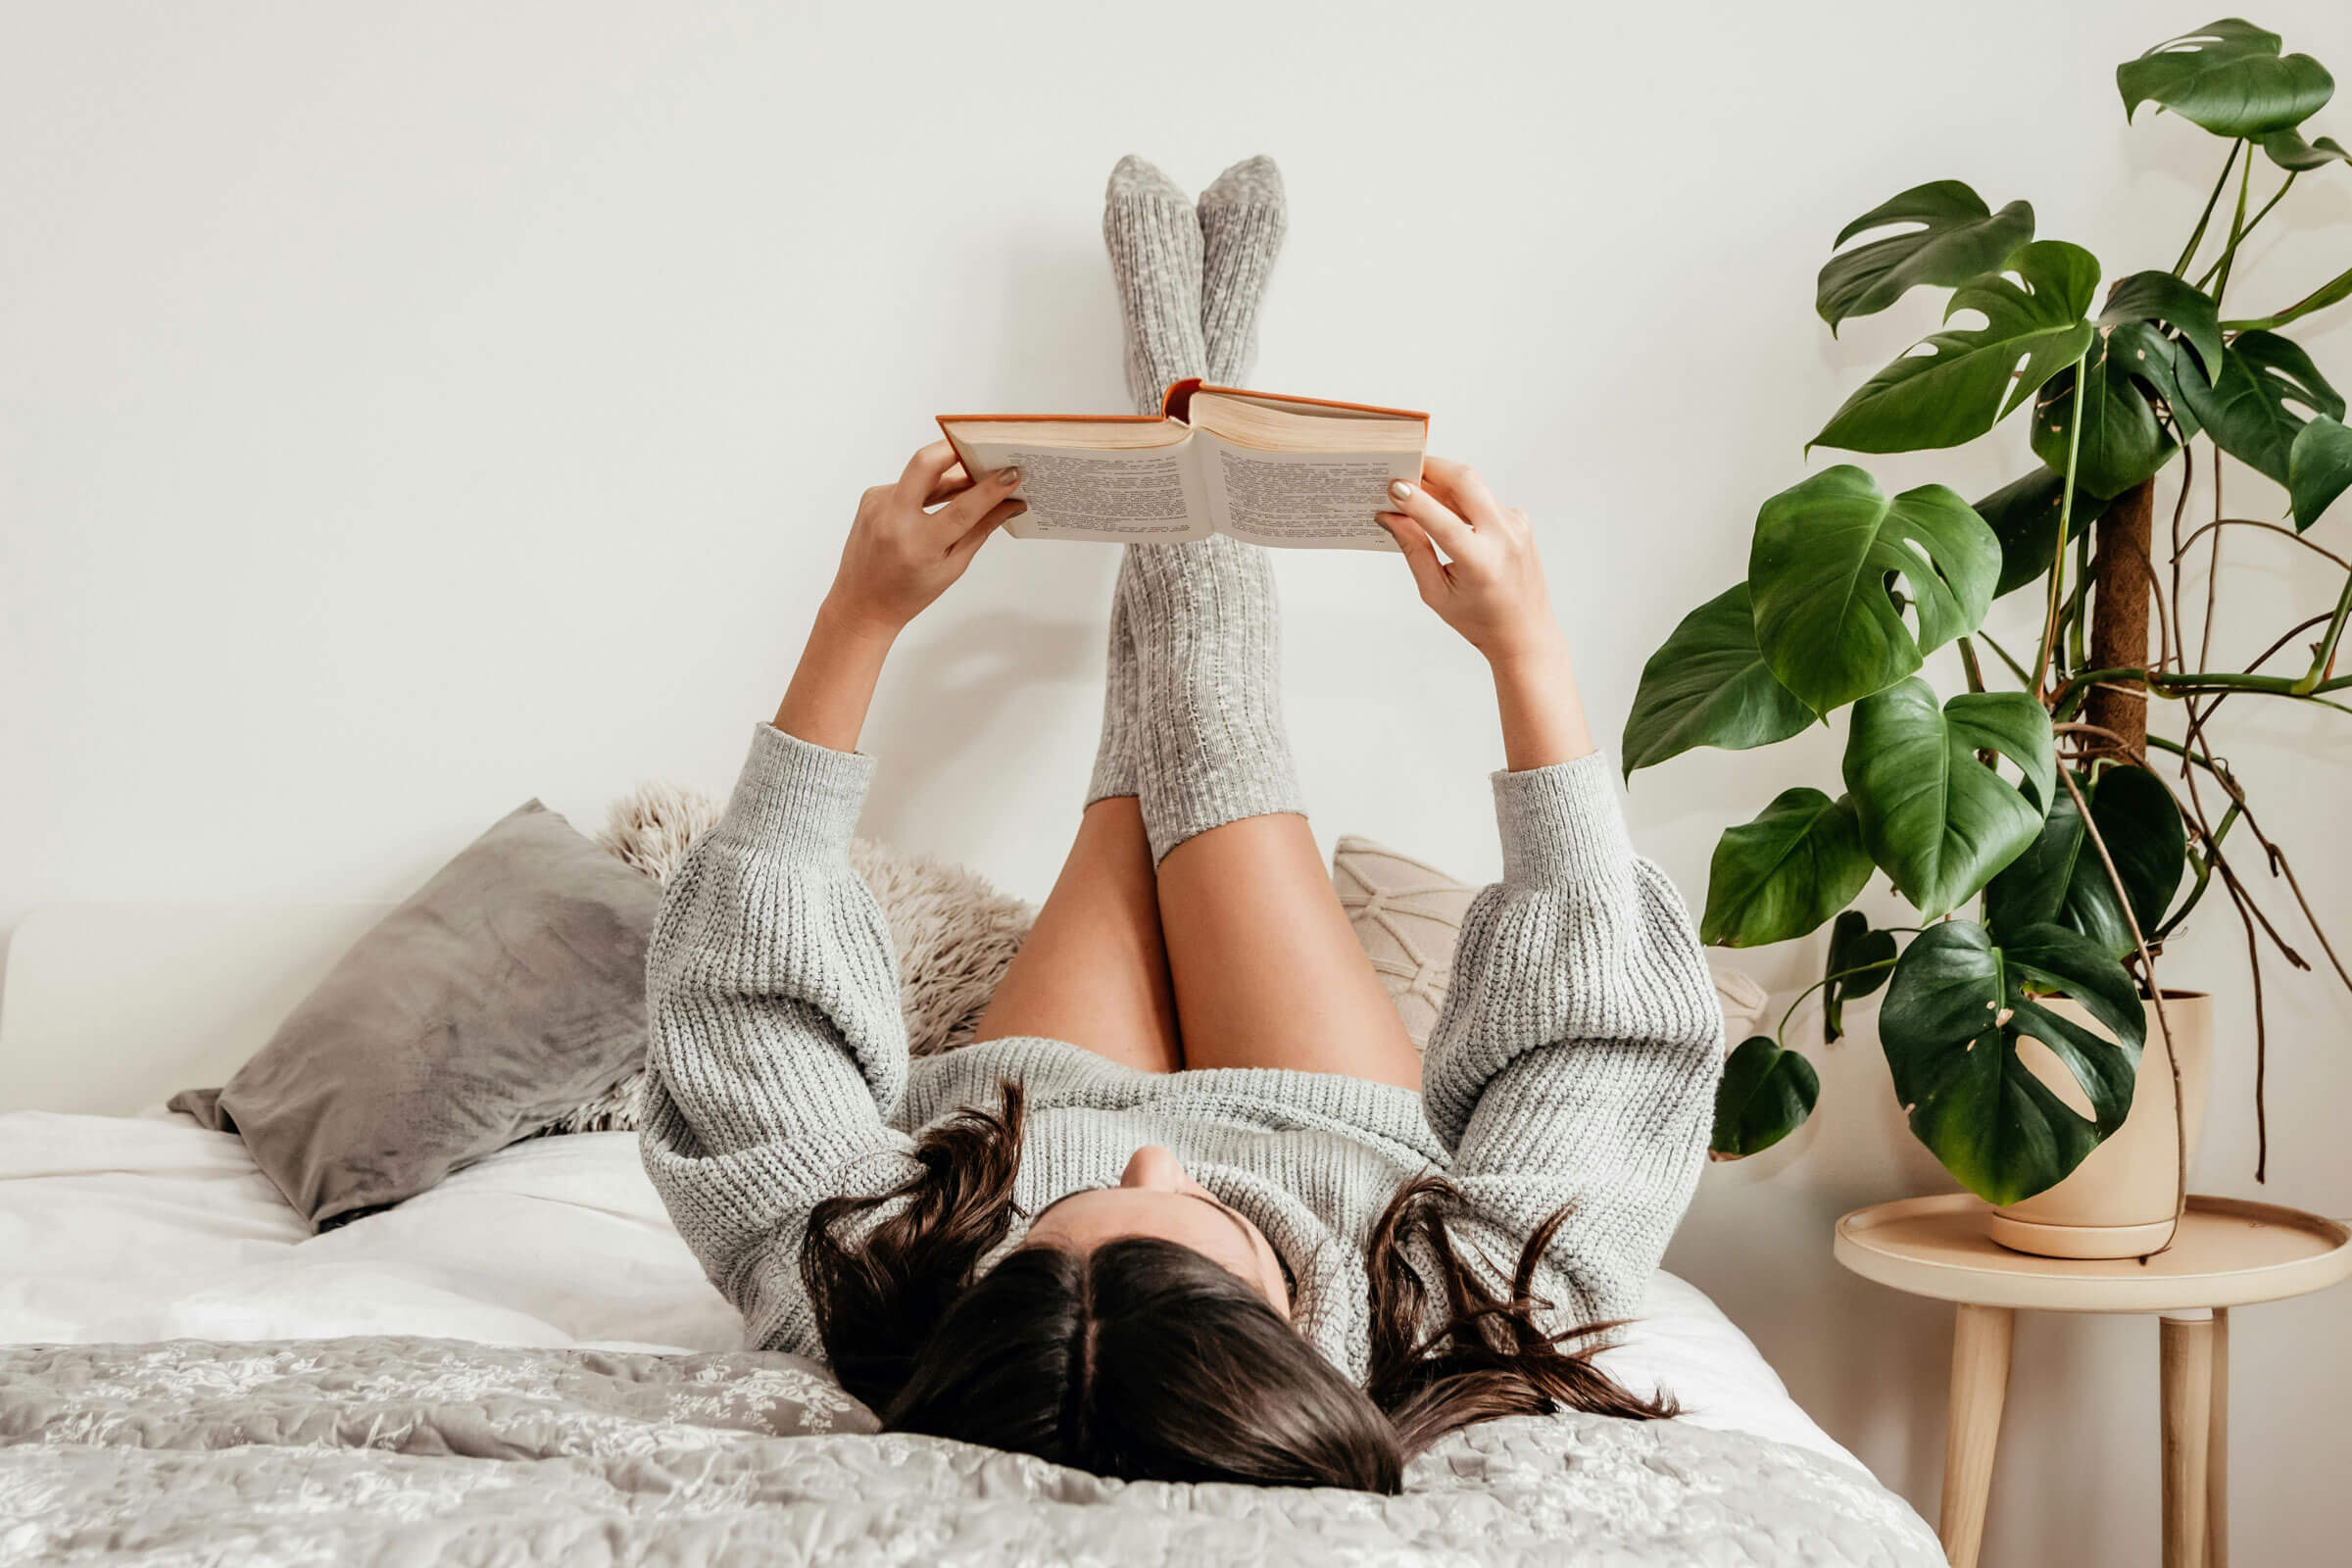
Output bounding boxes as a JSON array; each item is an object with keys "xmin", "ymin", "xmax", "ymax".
[{"xmin": 549, "ymin": 780, "xmax": 1038, "ymax": 1135}]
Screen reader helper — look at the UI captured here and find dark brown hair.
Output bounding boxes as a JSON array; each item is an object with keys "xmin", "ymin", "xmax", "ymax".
[{"xmin": 801, "ymin": 1081, "xmax": 1672, "ymax": 1493}]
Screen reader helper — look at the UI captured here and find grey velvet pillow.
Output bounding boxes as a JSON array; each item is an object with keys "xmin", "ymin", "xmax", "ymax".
[{"xmin": 171, "ymin": 801, "xmax": 660, "ymax": 1231}]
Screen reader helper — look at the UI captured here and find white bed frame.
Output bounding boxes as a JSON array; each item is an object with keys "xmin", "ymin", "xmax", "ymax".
[{"xmin": 0, "ymin": 903, "xmax": 396, "ymax": 1116}]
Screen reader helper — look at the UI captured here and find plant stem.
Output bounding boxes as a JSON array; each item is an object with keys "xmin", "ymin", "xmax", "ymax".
[
  {"xmin": 1957, "ymin": 636, "xmax": 1986, "ymax": 694},
  {"xmin": 2034, "ymin": 349, "xmax": 2091, "ymax": 694},
  {"xmin": 1977, "ymin": 629, "xmax": 2036, "ymax": 687},
  {"xmin": 2209, "ymin": 141, "xmax": 2258, "ymax": 308},
  {"xmin": 2194, "ymin": 172, "xmax": 2296, "ymax": 290},
  {"xmin": 2154, "ymin": 802, "xmax": 2239, "ymax": 943},
  {"xmin": 2297, "ymin": 568, "xmax": 2352, "ymax": 695},
  {"xmin": 2222, "ymin": 259, "xmax": 2352, "ymax": 332},
  {"xmin": 2174, "ymin": 140, "xmax": 2243, "ymax": 279},
  {"xmin": 2051, "ymin": 663, "xmax": 2352, "ymax": 719},
  {"xmin": 2166, "ymin": 441, "xmax": 2194, "ymax": 677},
  {"xmin": 2176, "ymin": 515, "xmax": 2352, "ymax": 571},
  {"xmin": 2067, "ymin": 521, "xmax": 2094, "ymax": 675},
  {"xmin": 1775, "ymin": 957, "xmax": 1899, "ymax": 1048}
]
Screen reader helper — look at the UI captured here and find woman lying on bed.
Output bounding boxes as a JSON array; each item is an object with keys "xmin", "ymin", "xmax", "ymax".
[{"xmin": 639, "ymin": 156, "xmax": 1723, "ymax": 1494}]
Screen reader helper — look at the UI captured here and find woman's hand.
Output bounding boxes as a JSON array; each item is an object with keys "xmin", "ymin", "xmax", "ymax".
[
  {"xmin": 774, "ymin": 443, "xmax": 1023, "ymax": 755},
  {"xmin": 826, "ymin": 441, "xmax": 1025, "ymax": 634},
  {"xmin": 1374, "ymin": 456, "xmax": 1560, "ymax": 666},
  {"xmin": 1375, "ymin": 457, "xmax": 1592, "ymax": 769}
]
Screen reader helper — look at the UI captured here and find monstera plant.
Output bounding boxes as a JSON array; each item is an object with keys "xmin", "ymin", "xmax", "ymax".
[{"xmin": 1629, "ymin": 19, "xmax": 2352, "ymax": 1208}]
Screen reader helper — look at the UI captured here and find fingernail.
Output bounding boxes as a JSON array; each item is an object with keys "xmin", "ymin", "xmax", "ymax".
[
  {"xmin": 1390, "ymin": 479, "xmax": 1415, "ymax": 501},
  {"xmin": 1000, "ymin": 466, "xmax": 1022, "ymax": 485}
]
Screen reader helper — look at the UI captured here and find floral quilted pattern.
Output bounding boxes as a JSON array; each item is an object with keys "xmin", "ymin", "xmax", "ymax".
[{"xmin": 0, "ymin": 1336, "xmax": 1939, "ymax": 1566}]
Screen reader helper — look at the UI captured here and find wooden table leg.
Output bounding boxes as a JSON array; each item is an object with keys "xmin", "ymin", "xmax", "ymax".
[
  {"xmin": 2206, "ymin": 1307, "xmax": 2229, "ymax": 1568},
  {"xmin": 1940, "ymin": 1302, "xmax": 2014, "ymax": 1568},
  {"xmin": 2162, "ymin": 1310, "xmax": 2216, "ymax": 1568}
]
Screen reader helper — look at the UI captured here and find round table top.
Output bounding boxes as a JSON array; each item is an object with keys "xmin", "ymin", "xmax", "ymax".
[{"xmin": 1834, "ymin": 1194, "xmax": 2352, "ymax": 1313}]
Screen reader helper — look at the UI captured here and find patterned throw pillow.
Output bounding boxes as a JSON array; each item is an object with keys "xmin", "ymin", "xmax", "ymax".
[
  {"xmin": 1329, "ymin": 836, "xmax": 1482, "ymax": 1051},
  {"xmin": 1331, "ymin": 835, "xmax": 1766, "ymax": 1054}
]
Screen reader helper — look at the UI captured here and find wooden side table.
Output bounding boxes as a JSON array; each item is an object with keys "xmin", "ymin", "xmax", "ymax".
[{"xmin": 1835, "ymin": 1194, "xmax": 2351, "ymax": 1568}]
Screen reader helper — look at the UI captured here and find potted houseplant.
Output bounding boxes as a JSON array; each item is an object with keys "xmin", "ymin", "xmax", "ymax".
[{"xmin": 1626, "ymin": 18, "xmax": 2352, "ymax": 1256}]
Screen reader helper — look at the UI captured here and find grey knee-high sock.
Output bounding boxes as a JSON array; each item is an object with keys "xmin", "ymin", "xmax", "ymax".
[
  {"xmin": 1103, "ymin": 155, "xmax": 1206, "ymax": 417},
  {"xmin": 1199, "ymin": 156, "xmax": 1286, "ymax": 388},
  {"xmin": 1100, "ymin": 155, "xmax": 1302, "ymax": 862},
  {"xmin": 1123, "ymin": 533, "xmax": 1301, "ymax": 862},
  {"xmin": 1084, "ymin": 589, "xmax": 1143, "ymax": 806},
  {"xmin": 1086, "ymin": 155, "xmax": 1206, "ymax": 808}
]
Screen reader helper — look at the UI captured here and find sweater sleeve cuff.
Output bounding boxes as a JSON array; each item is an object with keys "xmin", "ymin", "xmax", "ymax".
[
  {"xmin": 714, "ymin": 722, "xmax": 877, "ymax": 861},
  {"xmin": 1492, "ymin": 751, "xmax": 1635, "ymax": 886}
]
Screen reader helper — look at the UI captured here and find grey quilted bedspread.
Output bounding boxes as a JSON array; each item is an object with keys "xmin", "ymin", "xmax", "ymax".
[{"xmin": 0, "ymin": 1337, "xmax": 1940, "ymax": 1566}]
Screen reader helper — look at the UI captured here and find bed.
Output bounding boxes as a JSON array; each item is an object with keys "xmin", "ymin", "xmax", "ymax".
[{"xmin": 0, "ymin": 903, "xmax": 1941, "ymax": 1564}]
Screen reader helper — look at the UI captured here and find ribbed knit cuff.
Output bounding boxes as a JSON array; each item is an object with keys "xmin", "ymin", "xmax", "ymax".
[
  {"xmin": 715, "ymin": 722, "xmax": 876, "ymax": 861},
  {"xmin": 1493, "ymin": 752, "xmax": 1634, "ymax": 886}
]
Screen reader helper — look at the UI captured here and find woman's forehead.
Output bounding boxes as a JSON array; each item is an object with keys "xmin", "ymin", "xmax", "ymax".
[{"xmin": 1030, "ymin": 1187, "xmax": 1258, "ymax": 1263}]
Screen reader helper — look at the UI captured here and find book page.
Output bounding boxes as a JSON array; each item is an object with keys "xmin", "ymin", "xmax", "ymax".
[
  {"xmin": 949, "ymin": 435, "xmax": 1211, "ymax": 543},
  {"xmin": 1195, "ymin": 431, "xmax": 1415, "ymax": 552}
]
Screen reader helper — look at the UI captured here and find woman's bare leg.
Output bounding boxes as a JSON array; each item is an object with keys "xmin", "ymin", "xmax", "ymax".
[
  {"xmin": 969, "ymin": 795, "xmax": 1181, "ymax": 1073},
  {"xmin": 1154, "ymin": 814, "xmax": 1421, "ymax": 1087}
]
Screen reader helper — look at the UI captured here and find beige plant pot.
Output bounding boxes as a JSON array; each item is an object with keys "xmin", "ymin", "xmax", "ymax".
[{"xmin": 1987, "ymin": 991, "xmax": 2213, "ymax": 1259}]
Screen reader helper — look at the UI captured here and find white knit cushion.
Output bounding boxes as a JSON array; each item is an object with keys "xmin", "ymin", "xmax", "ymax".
[{"xmin": 1331, "ymin": 834, "xmax": 1766, "ymax": 1055}]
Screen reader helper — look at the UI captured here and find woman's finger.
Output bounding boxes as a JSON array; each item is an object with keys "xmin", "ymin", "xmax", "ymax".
[
  {"xmin": 1386, "ymin": 478, "xmax": 1478, "ymax": 561},
  {"xmin": 922, "ymin": 463, "xmax": 975, "ymax": 508},
  {"xmin": 934, "ymin": 465, "xmax": 1024, "ymax": 536},
  {"xmin": 949, "ymin": 498, "xmax": 1025, "ymax": 560},
  {"xmin": 896, "ymin": 440, "xmax": 963, "ymax": 506},
  {"xmin": 1376, "ymin": 512, "xmax": 1448, "ymax": 602},
  {"xmin": 1420, "ymin": 456, "xmax": 1507, "ymax": 531}
]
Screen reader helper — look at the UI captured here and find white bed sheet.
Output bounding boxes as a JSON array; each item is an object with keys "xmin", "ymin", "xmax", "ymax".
[{"xmin": 0, "ymin": 1109, "xmax": 1865, "ymax": 1474}]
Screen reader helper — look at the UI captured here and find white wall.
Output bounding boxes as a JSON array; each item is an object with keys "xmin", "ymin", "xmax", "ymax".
[{"xmin": 5, "ymin": 2, "xmax": 2348, "ymax": 1559}]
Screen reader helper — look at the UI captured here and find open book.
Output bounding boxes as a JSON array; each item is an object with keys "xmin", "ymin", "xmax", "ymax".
[{"xmin": 938, "ymin": 379, "xmax": 1427, "ymax": 553}]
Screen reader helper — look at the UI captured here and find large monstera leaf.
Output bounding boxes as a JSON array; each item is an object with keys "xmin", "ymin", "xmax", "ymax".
[
  {"xmin": 1711, "ymin": 1037, "xmax": 1820, "ymax": 1159},
  {"xmin": 1748, "ymin": 466, "xmax": 1998, "ymax": 715},
  {"xmin": 1700, "ymin": 788, "xmax": 1875, "ymax": 948},
  {"xmin": 2119, "ymin": 19, "xmax": 2336, "ymax": 139},
  {"xmin": 2288, "ymin": 416, "xmax": 2352, "ymax": 531},
  {"xmin": 1879, "ymin": 919, "xmax": 2145, "ymax": 1204},
  {"xmin": 1816, "ymin": 181, "xmax": 2035, "ymax": 334},
  {"xmin": 1984, "ymin": 764, "xmax": 2187, "ymax": 958},
  {"xmin": 1842, "ymin": 681, "xmax": 2055, "ymax": 919},
  {"xmin": 1621, "ymin": 584, "xmax": 1812, "ymax": 777},
  {"xmin": 2177, "ymin": 328, "xmax": 2347, "ymax": 484},
  {"xmin": 1814, "ymin": 242, "xmax": 2100, "ymax": 455}
]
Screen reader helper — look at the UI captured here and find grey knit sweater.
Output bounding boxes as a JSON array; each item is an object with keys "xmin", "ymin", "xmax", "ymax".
[{"xmin": 640, "ymin": 722, "xmax": 1723, "ymax": 1386}]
